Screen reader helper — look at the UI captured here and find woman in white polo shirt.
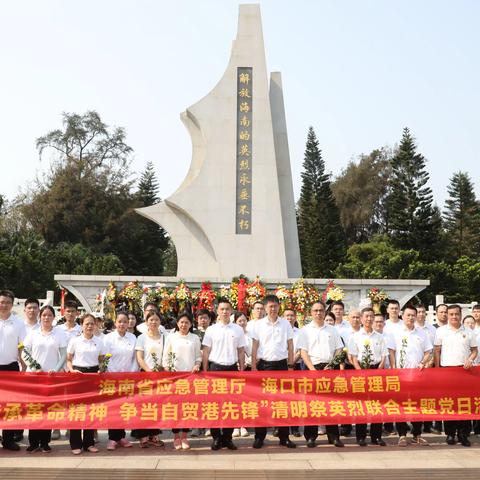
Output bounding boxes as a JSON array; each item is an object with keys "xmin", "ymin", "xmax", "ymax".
[
  {"xmin": 163, "ymin": 312, "xmax": 201, "ymax": 450},
  {"xmin": 66, "ymin": 313, "xmax": 106, "ymax": 454},
  {"xmin": 23, "ymin": 305, "xmax": 68, "ymax": 453},
  {"xmin": 103, "ymin": 311, "xmax": 137, "ymax": 450},
  {"xmin": 135, "ymin": 311, "xmax": 166, "ymax": 448}
]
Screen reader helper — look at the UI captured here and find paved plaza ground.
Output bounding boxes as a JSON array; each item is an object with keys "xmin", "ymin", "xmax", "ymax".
[{"xmin": 1, "ymin": 430, "xmax": 480, "ymax": 478}]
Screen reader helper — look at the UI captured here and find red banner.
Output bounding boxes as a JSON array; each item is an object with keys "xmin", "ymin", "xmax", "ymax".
[{"xmin": 0, "ymin": 367, "xmax": 479, "ymax": 429}]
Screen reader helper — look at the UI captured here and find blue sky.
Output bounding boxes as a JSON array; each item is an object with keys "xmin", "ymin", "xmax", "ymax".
[{"xmin": 1, "ymin": 0, "xmax": 478, "ymax": 208}]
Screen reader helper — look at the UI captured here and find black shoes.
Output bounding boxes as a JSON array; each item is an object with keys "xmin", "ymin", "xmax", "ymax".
[
  {"xmin": 446, "ymin": 435, "xmax": 456, "ymax": 445},
  {"xmin": 253, "ymin": 438, "xmax": 263, "ymax": 449},
  {"xmin": 211, "ymin": 439, "xmax": 223, "ymax": 450},
  {"xmin": 279, "ymin": 439, "xmax": 296, "ymax": 448},
  {"xmin": 458, "ymin": 436, "xmax": 471, "ymax": 447},
  {"xmin": 26, "ymin": 445, "xmax": 40, "ymax": 453},
  {"xmin": 306, "ymin": 438, "xmax": 316, "ymax": 448},
  {"xmin": 328, "ymin": 435, "xmax": 345, "ymax": 447},
  {"xmin": 371, "ymin": 438, "xmax": 386, "ymax": 446},
  {"xmin": 357, "ymin": 438, "xmax": 367, "ymax": 447},
  {"xmin": 2, "ymin": 442, "xmax": 20, "ymax": 451},
  {"xmin": 212, "ymin": 438, "xmax": 237, "ymax": 450},
  {"xmin": 41, "ymin": 444, "xmax": 52, "ymax": 453},
  {"xmin": 272, "ymin": 427, "xmax": 279, "ymax": 437},
  {"xmin": 223, "ymin": 439, "xmax": 238, "ymax": 450}
]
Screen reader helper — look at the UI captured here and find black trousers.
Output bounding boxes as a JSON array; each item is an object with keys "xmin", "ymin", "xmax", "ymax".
[
  {"xmin": 356, "ymin": 423, "xmax": 382, "ymax": 441},
  {"xmin": 302, "ymin": 362, "xmax": 339, "ymax": 442},
  {"xmin": 28, "ymin": 429, "xmax": 51, "ymax": 448},
  {"xmin": 69, "ymin": 365, "xmax": 97, "ymax": 450},
  {"xmin": 444, "ymin": 420, "xmax": 471, "ymax": 438},
  {"xmin": 209, "ymin": 362, "xmax": 238, "ymax": 442},
  {"xmin": 108, "ymin": 429, "xmax": 126, "ymax": 441},
  {"xmin": 433, "ymin": 420, "xmax": 443, "ymax": 432},
  {"xmin": 289, "ymin": 363, "xmax": 302, "ymax": 434},
  {"xmin": 396, "ymin": 421, "xmax": 422, "ymax": 437},
  {"xmin": 0, "ymin": 362, "xmax": 20, "ymax": 445},
  {"xmin": 255, "ymin": 359, "xmax": 291, "ymax": 442},
  {"xmin": 69, "ymin": 429, "xmax": 94, "ymax": 450},
  {"xmin": 341, "ymin": 363, "xmax": 355, "ymax": 436},
  {"xmin": 356, "ymin": 364, "xmax": 382, "ymax": 441},
  {"xmin": 473, "ymin": 420, "xmax": 480, "ymax": 434}
]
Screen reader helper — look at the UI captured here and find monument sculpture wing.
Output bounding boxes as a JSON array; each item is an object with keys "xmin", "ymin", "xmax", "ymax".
[{"xmin": 136, "ymin": 4, "xmax": 301, "ymax": 279}]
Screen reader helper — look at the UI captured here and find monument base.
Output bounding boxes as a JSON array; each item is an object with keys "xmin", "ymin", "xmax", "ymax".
[{"xmin": 54, "ymin": 274, "xmax": 429, "ymax": 313}]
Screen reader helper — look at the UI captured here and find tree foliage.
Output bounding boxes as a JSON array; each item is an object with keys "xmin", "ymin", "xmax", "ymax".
[
  {"xmin": 332, "ymin": 148, "xmax": 391, "ymax": 244},
  {"xmin": 297, "ymin": 127, "xmax": 346, "ymax": 276},
  {"xmin": 137, "ymin": 161, "xmax": 160, "ymax": 206},
  {"xmin": 443, "ymin": 171, "xmax": 480, "ymax": 260},
  {"xmin": 19, "ymin": 111, "xmax": 171, "ymax": 276},
  {"xmin": 386, "ymin": 127, "xmax": 443, "ymax": 261},
  {"xmin": 0, "ymin": 230, "xmax": 123, "ymax": 298},
  {"xmin": 36, "ymin": 110, "xmax": 132, "ymax": 183},
  {"xmin": 335, "ymin": 235, "xmax": 456, "ymax": 304}
]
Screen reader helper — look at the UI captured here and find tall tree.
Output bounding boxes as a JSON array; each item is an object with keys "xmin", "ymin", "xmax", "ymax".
[
  {"xmin": 22, "ymin": 111, "xmax": 134, "ymax": 248},
  {"xmin": 110, "ymin": 162, "xmax": 169, "ymax": 275},
  {"xmin": 36, "ymin": 110, "xmax": 132, "ymax": 183},
  {"xmin": 386, "ymin": 127, "xmax": 443, "ymax": 261},
  {"xmin": 137, "ymin": 161, "xmax": 160, "ymax": 206},
  {"xmin": 297, "ymin": 127, "xmax": 346, "ymax": 277},
  {"xmin": 332, "ymin": 148, "xmax": 391, "ymax": 244},
  {"xmin": 443, "ymin": 172, "xmax": 480, "ymax": 260}
]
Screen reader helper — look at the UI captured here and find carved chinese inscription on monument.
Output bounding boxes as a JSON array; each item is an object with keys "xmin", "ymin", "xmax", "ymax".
[{"xmin": 236, "ymin": 67, "xmax": 253, "ymax": 234}]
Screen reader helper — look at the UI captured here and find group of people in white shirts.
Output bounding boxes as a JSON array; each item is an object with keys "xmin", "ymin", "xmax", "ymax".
[{"xmin": 0, "ymin": 288, "xmax": 478, "ymax": 455}]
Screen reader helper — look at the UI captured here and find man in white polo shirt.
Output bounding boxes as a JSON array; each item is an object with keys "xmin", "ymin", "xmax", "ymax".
[
  {"xmin": 24, "ymin": 298, "xmax": 40, "ymax": 332},
  {"xmin": 0, "ymin": 290, "xmax": 26, "ymax": 451},
  {"xmin": 202, "ymin": 298, "xmax": 246, "ymax": 451},
  {"xmin": 349, "ymin": 307, "xmax": 387, "ymax": 446},
  {"xmin": 298, "ymin": 301, "xmax": 344, "ymax": 448},
  {"xmin": 384, "ymin": 299, "xmax": 403, "ymax": 335},
  {"xmin": 251, "ymin": 295, "xmax": 296, "ymax": 449},
  {"xmin": 245, "ymin": 300, "xmax": 265, "ymax": 334},
  {"xmin": 434, "ymin": 304, "xmax": 477, "ymax": 447},
  {"xmin": 388, "ymin": 305, "xmax": 432, "ymax": 446}
]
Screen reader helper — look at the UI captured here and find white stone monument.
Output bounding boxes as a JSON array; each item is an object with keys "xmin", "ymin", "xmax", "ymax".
[
  {"xmin": 55, "ymin": 5, "xmax": 430, "ymax": 312},
  {"xmin": 136, "ymin": 4, "xmax": 302, "ymax": 279}
]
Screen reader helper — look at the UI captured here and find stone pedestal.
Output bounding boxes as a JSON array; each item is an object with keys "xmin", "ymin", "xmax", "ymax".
[{"xmin": 54, "ymin": 275, "xmax": 429, "ymax": 313}]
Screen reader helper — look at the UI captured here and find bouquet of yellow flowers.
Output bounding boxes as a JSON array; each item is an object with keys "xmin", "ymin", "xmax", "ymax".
[
  {"xmin": 174, "ymin": 280, "xmax": 192, "ymax": 312},
  {"xmin": 106, "ymin": 281, "xmax": 118, "ymax": 303},
  {"xmin": 226, "ymin": 280, "xmax": 239, "ymax": 309},
  {"xmin": 359, "ymin": 339, "xmax": 373, "ymax": 369},
  {"xmin": 274, "ymin": 285, "xmax": 293, "ymax": 314},
  {"xmin": 291, "ymin": 279, "xmax": 319, "ymax": 326},
  {"xmin": 99, "ymin": 353, "xmax": 112, "ymax": 373},
  {"xmin": 367, "ymin": 287, "xmax": 388, "ymax": 314},
  {"xmin": 118, "ymin": 281, "xmax": 143, "ymax": 313},
  {"xmin": 322, "ymin": 280, "xmax": 344, "ymax": 303}
]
